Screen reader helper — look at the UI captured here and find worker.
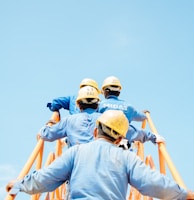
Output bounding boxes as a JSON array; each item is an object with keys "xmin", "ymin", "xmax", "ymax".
[
  {"xmin": 98, "ymin": 75, "xmax": 147, "ymax": 123},
  {"xmin": 47, "ymin": 78, "xmax": 100, "ymax": 114},
  {"xmin": 98, "ymin": 75, "xmax": 160, "ymax": 149},
  {"xmin": 40, "ymin": 86, "xmax": 165, "ymax": 148},
  {"xmin": 41, "ymin": 85, "xmax": 101, "ymax": 147},
  {"xmin": 6, "ymin": 110, "xmax": 194, "ymax": 200}
]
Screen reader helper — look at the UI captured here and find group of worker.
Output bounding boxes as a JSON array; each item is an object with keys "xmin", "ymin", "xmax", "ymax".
[
  {"xmin": 6, "ymin": 76, "xmax": 194, "ymax": 199},
  {"xmin": 41, "ymin": 76, "xmax": 164, "ymax": 148}
]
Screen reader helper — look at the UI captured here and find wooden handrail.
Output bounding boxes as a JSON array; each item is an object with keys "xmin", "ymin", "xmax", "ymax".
[
  {"xmin": 5, "ymin": 111, "xmax": 61, "ymax": 200},
  {"xmin": 145, "ymin": 111, "xmax": 186, "ymax": 189},
  {"xmin": 129, "ymin": 112, "xmax": 187, "ymax": 199},
  {"xmin": 145, "ymin": 155, "xmax": 156, "ymax": 170},
  {"xmin": 5, "ymin": 139, "xmax": 44, "ymax": 200}
]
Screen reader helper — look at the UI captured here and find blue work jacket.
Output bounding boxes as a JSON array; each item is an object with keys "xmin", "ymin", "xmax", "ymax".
[
  {"xmin": 98, "ymin": 96, "xmax": 146, "ymax": 122},
  {"xmin": 10, "ymin": 140, "xmax": 187, "ymax": 200},
  {"xmin": 47, "ymin": 94, "xmax": 80, "ymax": 114},
  {"xmin": 40, "ymin": 108, "xmax": 101, "ymax": 147},
  {"xmin": 40, "ymin": 111, "xmax": 156, "ymax": 146}
]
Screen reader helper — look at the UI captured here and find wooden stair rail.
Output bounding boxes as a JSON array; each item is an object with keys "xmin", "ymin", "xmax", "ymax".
[
  {"xmin": 128, "ymin": 112, "xmax": 187, "ymax": 199},
  {"xmin": 4, "ymin": 138, "xmax": 45, "ymax": 200},
  {"xmin": 145, "ymin": 111, "xmax": 186, "ymax": 189},
  {"xmin": 5, "ymin": 112, "xmax": 61, "ymax": 200},
  {"xmin": 128, "ymin": 119, "xmax": 147, "ymax": 200}
]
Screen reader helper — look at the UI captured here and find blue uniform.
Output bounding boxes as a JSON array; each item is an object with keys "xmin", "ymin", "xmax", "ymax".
[
  {"xmin": 98, "ymin": 96, "xmax": 146, "ymax": 122},
  {"xmin": 9, "ymin": 140, "xmax": 187, "ymax": 200},
  {"xmin": 40, "ymin": 108, "xmax": 101, "ymax": 147},
  {"xmin": 126, "ymin": 125, "xmax": 156, "ymax": 144},
  {"xmin": 47, "ymin": 94, "xmax": 80, "ymax": 114},
  {"xmin": 40, "ymin": 110, "xmax": 156, "ymax": 146}
]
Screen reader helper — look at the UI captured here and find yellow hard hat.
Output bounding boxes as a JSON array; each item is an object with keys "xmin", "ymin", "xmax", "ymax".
[
  {"xmin": 101, "ymin": 76, "xmax": 122, "ymax": 92},
  {"xmin": 76, "ymin": 86, "xmax": 100, "ymax": 104},
  {"xmin": 80, "ymin": 78, "xmax": 100, "ymax": 93},
  {"xmin": 96, "ymin": 110, "xmax": 129, "ymax": 139}
]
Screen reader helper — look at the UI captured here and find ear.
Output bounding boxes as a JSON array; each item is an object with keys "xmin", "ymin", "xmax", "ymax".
[
  {"xmin": 78, "ymin": 104, "xmax": 83, "ymax": 111},
  {"xmin": 93, "ymin": 127, "xmax": 98, "ymax": 139},
  {"xmin": 114, "ymin": 137, "xmax": 123, "ymax": 145}
]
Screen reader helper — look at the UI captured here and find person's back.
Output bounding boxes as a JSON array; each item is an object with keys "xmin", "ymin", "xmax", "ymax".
[
  {"xmin": 47, "ymin": 78, "xmax": 100, "ymax": 114},
  {"xmin": 98, "ymin": 76, "xmax": 146, "ymax": 122},
  {"xmin": 99, "ymin": 95, "xmax": 126, "ymax": 113},
  {"xmin": 64, "ymin": 139, "xmax": 185, "ymax": 200},
  {"xmin": 40, "ymin": 86, "xmax": 101, "ymax": 147},
  {"xmin": 99, "ymin": 95, "xmax": 146, "ymax": 122},
  {"xmin": 65, "ymin": 140, "xmax": 130, "ymax": 200},
  {"xmin": 41, "ymin": 109, "xmax": 101, "ymax": 146}
]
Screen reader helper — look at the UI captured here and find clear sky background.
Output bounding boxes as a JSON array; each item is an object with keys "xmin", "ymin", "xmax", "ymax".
[{"xmin": 1, "ymin": 1, "xmax": 194, "ymax": 199}]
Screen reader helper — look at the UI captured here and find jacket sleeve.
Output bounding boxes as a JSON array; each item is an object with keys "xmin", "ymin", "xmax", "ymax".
[
  {"xmin": 9, "ymin": 147, "xmax": 77, "ymax": 195},
  {"xmin": 125, "ymin": 106, "xmax": 147, "ymax": 122},
  {"xmin": 126, "ymin": 152, "xmax": 187, "ymax": 199},
  {"xmin": 40, "ymin": 118, "xmax": 68, "ymax": 141},
  {"xmin": 47, "ymin": 96, "xmax": 71, "ymax": 111},
  {"xmin": 125, "ymin": 125, "xmax": 156, "ymax": 144}
]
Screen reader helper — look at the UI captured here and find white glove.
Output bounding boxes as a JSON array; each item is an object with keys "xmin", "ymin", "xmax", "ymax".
[
  {"xmin": 155, "ymin": 134, "xmax": 166, "ymax": 144},
  {"xmin": 119, "ymin": 139, "xmax": 130, "ymax": 150},
  {"xmin": 61, "ymin": 137, "xmax": 69, "ymax": 144}
]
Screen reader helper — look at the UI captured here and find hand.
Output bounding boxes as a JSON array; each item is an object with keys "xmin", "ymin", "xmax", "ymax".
[
  {"xmin": 36, "ymin": 133, "xmax": 41, "ymax": 140},
  {"xmin": 47, "ymin": 103, "xmax": 59, "ymax": 112},
  {"xmin": 118, "ymin": 139, "xmax": 131, "ymax": 150},
  {"xmin": 142, "ymin": 110, "xmax": 150, "ymax": 114},
  {"xmin": 186, "ymin": 190, "xmax": 194, "ymax": 199},
  {"xmin": 61, "ymin": 137, "xmax": 69, "ymax": 144},
  {"xmin": 6, "ymin": 180, "xmax": 17, "ymax": 192},
  {"xmin": 155, "ymin": 134, "xmax": 165, "ymax": 144},
  {"xmin": 46, "ymin": 120, "xmax": 57, "ymax": 126},
  {"xmin": 47, "ymin": 103, "xmax": 52, "ymax": 108}
]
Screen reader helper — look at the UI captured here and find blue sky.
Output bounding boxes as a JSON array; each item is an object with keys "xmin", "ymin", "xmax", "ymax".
[{"xmin": 1, "ymin": 1, "xmax": 194, "ymax": 199}]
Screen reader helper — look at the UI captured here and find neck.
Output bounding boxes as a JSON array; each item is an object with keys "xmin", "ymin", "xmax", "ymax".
[{"xmin": 96, "ymin": 136, "xmax": 116, "ymax": 144}]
